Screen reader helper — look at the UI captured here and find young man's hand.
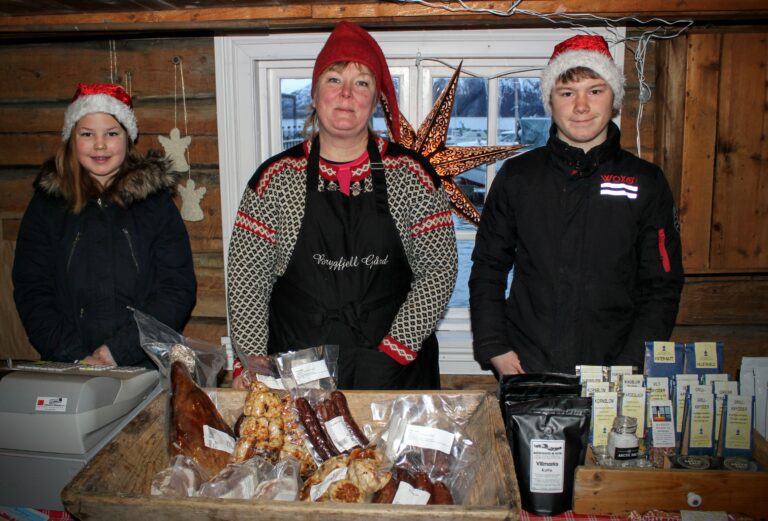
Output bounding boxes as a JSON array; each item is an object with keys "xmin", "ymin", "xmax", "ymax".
[{"xmin": 491, "ymin": 350, "xmax": 525, "ymax": 375}]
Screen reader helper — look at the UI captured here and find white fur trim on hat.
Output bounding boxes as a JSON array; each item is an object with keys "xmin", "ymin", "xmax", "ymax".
[
  {"xmin": 62, "ymin": 93, "xmax": 138, "ymax": 142},
  {"xmin": 540, "ymin": 49, "xmax": 625, "ymax": 114}
]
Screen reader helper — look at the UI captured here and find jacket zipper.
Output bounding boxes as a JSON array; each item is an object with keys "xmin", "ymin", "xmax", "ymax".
[
  {"xmin": 122, "ymin": 228, "xmax": 140, "ymax": 273},
  {"xmin": 658, "ymin": 229, "xmax": 671, "ymax": 273},
  {"xmin": 66, "ymin": 232, "xmax": 81, "ymax": 271}
]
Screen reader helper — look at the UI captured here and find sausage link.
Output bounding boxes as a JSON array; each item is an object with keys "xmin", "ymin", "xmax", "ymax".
[
  {"xmin": 371, "ymin": 476, "xmax": 397, "ymax": 504},
  {"xmin": 330, "ymin": 390, "xmax": 370, "ymax": 446},
  {"xmin": 431, "ymin": 480, "xmax": 454, "ymax": 505},
  {"xmin": 295, "ymin": 397, "xmax": 336, "ymax": 460}
]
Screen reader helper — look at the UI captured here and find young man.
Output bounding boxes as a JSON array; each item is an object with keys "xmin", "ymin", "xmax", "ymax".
[{"xmin": 469, "ymin": 35, "xmax": 684, "ymax": 376}]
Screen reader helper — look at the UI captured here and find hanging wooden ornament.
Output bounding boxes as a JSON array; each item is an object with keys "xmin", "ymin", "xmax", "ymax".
[{"xmin": 160, "ymin": 56, "xmax": 206, "ymax": 222}]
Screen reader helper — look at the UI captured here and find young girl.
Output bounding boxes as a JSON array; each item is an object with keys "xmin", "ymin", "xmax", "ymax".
[{"xmin": 13, "ymin": 83, "xmax": 197, "ymax": 366}]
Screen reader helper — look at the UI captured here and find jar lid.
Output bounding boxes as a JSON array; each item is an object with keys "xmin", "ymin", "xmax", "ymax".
[{"xmin": 612, "ymin": 415, "xmax": 638, "ymax": 431}]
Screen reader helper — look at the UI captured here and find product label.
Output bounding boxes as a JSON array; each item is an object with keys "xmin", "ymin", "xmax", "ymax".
[
  {"xmin": 646, "ymin": 377, "xmax": 670, "ymax": 400},
  {"xmin": 291, "ymin": 360, "xmax": 331, "ymax": 385},
  {"xmin": 614, "ymin": 446, "xmax": 640, "ymax": 460},
  {"xmin": 653, "ymin": 341, "xmax": 677, "ymax": 363},
  {"xmin": 704, "ymin": 373, "xmax": 729, "ymax": 387},
  {"xmin": 584, "ymin": 381, "xmax": 610, "ymax": 397},
  {"xmin": 203, "ymin": 425, "xmax": 235, "ymax": 454},
  {"xmin": 324, "ymin": 416, "xmax": 358, "ymax": 452},
  {"xmin": 620, "ymin": 389, "xmax": 646, "ymax": 438},
  {"xmin": 530, "ymin": 439, "xmax": 565, "ymax": 493},
  {"xmin": 621, "ymin": 374, "xmax": 645, "ymax": 390},
  {"xmin": 591, "ymin": 392, "xmax": 618, "ymax": 447},
  {"xmin": 256, "ymin": 373, "xmax": 286, "ymax": 390},
  {"xmin": 724, "ymin": 396, "xmax": 753, "ymax": 451},
  {"xmin": 688, "ymin": 393, "xmax": 715, "ymax": 449},
  {"xmin": 35, "ymin": 397, "xmax": 67, "ymax": 412},
  {"xmin": 650, "ymin": 399, "xmax": 676, "ymax": 448},
  {"xmin": 402, "ymin": 424, "xmax": 454, "ymax": 455},
  {"xmin": 694, "ymin": 342, "xmax": 718, "ymax": 369},
  {"xmin": 392, "ymin": 481, "xmax": 431, "ymax": 505},
  {"xmin": 309, "ymin": 466, "xmax": 347, "ymax": 501},
  {"xmin": 713, "ymin": 380, "xmax": 738, "ymax": 442}
]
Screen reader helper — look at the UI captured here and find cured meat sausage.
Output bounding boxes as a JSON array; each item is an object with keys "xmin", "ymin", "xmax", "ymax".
[
  {"xmin": 169, "ymin": 361, "xmax": 234, "ymax": 478},
  {"xmin": 371, "ymin": 476, "xmax": 397, "ymax": 504},
  {"xmin": 330, "ymin": 390, "xmax": 369, "ymax": 446},
  {"xmin": 295, "ymin": 397, "xmax": 338, "ymax": 460},
  {"xmin": 431, "ymin": 480, "xmax": 454, "ymax": 505}
]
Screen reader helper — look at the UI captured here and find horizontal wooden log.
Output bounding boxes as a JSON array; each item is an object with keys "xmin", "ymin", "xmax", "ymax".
[
  {"xmin": 1, "ymin": 218, "xmax": 21, "ymax": 241},
  {"xmin": 0, "ymin": 100, "xmax": 218, "ymax": 135},
  {"xmin": 0, "ymin": 134, "xmax": 219, "ymax": 166},
  {"xmin": 677, "ymin": 275, "xmax": 768, "ymax": 325},
  {"xmin": 0, "ymin": 38, "xmax": 215, "ymax": 100},
  {"xmin": 0, "ymin": 171, "xmax": 36, "ymax": 215},
  {"xmin": 191, "ymin": 265, "xmax": 226, "ymax": 318},
  {"xmin": 182, "ymin": 316, "xmax": 228, "ymax": 346},
  {"xmin": 1, "ymin": 1, "xmax": 767, "ymax": 34}
]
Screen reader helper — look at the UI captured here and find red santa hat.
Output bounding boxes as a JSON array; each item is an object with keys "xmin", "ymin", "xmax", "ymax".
[
  {"xmin": 540, "ymin": 35, "xmax": 625, "ymax": 114},
  {"xmin": 62, "ymin": 83, "xmax": 138, "ymax": 142},
  {"xmin": 312, "ymin": 21, "xmax": 400, "ymax": 142}
]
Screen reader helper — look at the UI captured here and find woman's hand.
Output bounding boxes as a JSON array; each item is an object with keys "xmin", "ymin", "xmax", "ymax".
[
  {"xmin": 79, "ymin": 345, "xmax": 116, "ymax": 366},
  {"xmin": 232, "ymin": 354, "xmax": 273, "ymax": 389},
  {"xmin": 491, "ymin": 350, "xmax": 525, "ymax": 376}
]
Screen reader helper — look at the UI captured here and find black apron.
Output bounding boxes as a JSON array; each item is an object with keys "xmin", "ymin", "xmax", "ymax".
[{"xmin": 268, "ymin": 136, "xmax": 439, "ymax": 390}]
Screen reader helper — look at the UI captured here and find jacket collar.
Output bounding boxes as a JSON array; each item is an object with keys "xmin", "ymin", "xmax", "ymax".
[
  {"xmin": 546, "ymin": 120, "xmax": 621, "ymax": 177},
  {"xmin": 35, "ymin": 151, "xmax": 181, "ymax": 204}
]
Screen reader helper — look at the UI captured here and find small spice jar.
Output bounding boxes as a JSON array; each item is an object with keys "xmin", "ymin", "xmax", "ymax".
[{"xmin": 607, "ymin": 415, "xmax": 639, "ymax": 460}]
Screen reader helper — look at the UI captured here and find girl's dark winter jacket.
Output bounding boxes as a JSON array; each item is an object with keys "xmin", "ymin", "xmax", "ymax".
[
  {"xmin": 12, "ymin": 154, "xmax": 196, "ymax": 366},
  {"xmin": 469, "ymin": 122, "xmax": 684, "ymax": 373}
]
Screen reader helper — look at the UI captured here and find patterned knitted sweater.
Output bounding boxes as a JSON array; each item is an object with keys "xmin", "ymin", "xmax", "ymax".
[{"xmin": 227, "ymin": 136, "xmax": 458, "ymax": 364}]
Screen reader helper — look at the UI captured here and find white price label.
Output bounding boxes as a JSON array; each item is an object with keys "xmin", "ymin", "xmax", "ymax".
[
  {"xmin": 256, "ymin": 373, "xmax": 286, "ymax": 390},
  {"xmin": 325, "ymin": 416, "xmax": 358, "ymax": 452},
  {"xmin": 35, "ymin": 397, "xmax": 67, "ymax": 412},
  {"xmin": 402, "ymin": 424, "xmax": 454, "ymax": 455},
  {"xmin": 309, "ymin": 466, "xmax": 347, "ymax": 501},
  {"xmin": 392, "ymin": 481, "xmax": 431, "ymax": 505},
  {"xmin": 203, "ymin": 425, "xmax": 235, "ymax": 454},
  {"xmin": 530, "ymin": 439, "xmax": 565, "ymax": 493},
  {"xmin": 291, "ymin": 360, "xmax": 331, "ymax": 385}
]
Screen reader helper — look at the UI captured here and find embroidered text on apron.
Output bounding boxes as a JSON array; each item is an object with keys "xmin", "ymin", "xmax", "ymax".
[{"xmin": 268, "ymin": 136, "xmax": 439, "ymax": 390}]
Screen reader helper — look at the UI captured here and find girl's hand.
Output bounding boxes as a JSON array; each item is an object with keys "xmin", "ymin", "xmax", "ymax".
[{"xmin": 79, "ymin": 345, "xmax": 117, "ymax": 366}]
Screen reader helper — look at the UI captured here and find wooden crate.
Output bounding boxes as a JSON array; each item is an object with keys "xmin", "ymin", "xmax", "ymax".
[
  {"xmin": 573, "ymin": 431, "xmax": 768, "ymax": 518},
  {"xmin": 62, "ymin": 389, "xmax": 521, "ymax": 521}
]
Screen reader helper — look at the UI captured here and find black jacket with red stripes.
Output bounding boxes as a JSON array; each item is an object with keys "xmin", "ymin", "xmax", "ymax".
[{"xmin": 469, "ymin": 122, "xmax": 684, "ymax": 373}]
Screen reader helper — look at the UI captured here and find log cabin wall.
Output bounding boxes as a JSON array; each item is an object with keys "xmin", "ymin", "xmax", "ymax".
[
  {"xmin": 0, "ymin": 36, "xmax": 228, "ymax": 359},
  {"xmin": 0, "ymin": 21, "xmax": 766, "ymax": 385}
]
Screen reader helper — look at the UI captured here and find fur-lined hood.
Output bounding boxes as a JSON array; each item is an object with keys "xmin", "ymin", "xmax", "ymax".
[{"xmin": 35, "ymin": 150, "xmax": 183, "ymax": 204}]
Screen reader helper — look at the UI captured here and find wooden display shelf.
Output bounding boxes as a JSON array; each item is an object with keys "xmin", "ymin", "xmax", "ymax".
[{"xmin": 573, "ymin": 431, "xmax": 768, "ymax": 518}]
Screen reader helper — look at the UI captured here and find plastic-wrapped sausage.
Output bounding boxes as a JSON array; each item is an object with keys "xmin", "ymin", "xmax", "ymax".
[
  {"xmin": 295, "ymin": 397, "xmax": 337, "ymax": 460},
  {"xmin": 330, "ymin": 390, "xmax": 370, "ymax": 446},
  {"xmin": 431, "ymin": 480, "xmax": 454, "ymax": 505},
  {"xmin": 413, "ymin": 471, "xmax": 434, "ymax": 503},
  {"xmin": 371, "ymin": 476, "xmax": 397, "ymax": 504}
]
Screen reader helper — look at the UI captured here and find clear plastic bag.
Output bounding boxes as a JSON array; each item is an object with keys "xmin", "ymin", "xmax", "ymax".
[
  {"xmin": 197, "ymin": 456, "xmax": 301, "ymax": 501},
  {"xmin": 274, "ymin": 345, "xmax": 339, "ymax": 400},
  {"xmin": 133, "ymin": 307, "xmax": 225, "ymax": 388},
  {"xmin": 150, "ymin": 455, "xmax": 206, "ymax": 497},
  {"xmin": 368, "ymin": 394, "xmax": 477, "ymax": 505}
]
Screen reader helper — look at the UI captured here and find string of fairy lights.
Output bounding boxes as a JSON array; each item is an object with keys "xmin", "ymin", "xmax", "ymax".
[{"xmin": 387, "ymin": 0, "xmax": 694, "ymax": 157}]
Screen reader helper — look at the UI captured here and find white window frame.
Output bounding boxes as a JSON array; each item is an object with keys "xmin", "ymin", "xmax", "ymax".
[{"xmin": 215, "ymin": 27, "xmax": 625, "ymax": 374}]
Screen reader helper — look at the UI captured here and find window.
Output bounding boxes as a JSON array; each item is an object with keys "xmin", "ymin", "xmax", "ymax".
[{"xmin": 215, "ymin": 27, "xmax": 625, "ymax": 373}]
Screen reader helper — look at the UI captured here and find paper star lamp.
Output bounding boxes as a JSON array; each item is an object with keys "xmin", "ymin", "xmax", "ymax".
[{"xmin": 382, "ymin": 63, "xmax": 526, "ymax": 225}]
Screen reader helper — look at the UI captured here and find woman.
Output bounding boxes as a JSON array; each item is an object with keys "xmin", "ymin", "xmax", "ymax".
[
  {"xmin": 227, "ymin": 21, "xmax": 458, "ymax": 390},
  {"xmin": 13, "ymin": 83, "xmax": 197, "ymax": 367}
]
